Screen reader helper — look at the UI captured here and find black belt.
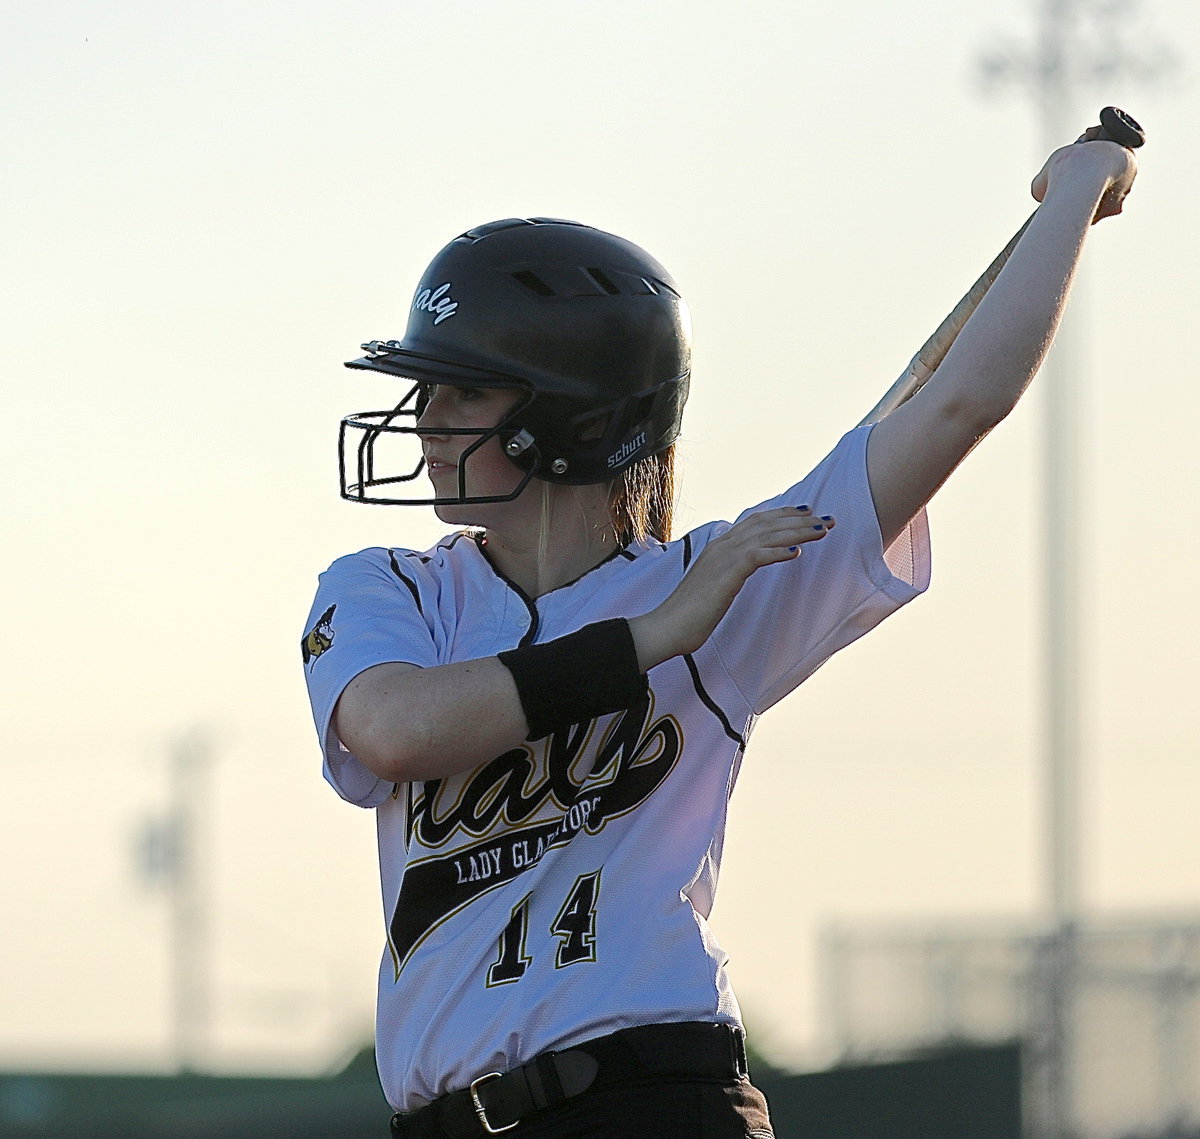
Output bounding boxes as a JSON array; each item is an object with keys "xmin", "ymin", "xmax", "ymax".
[{"xmin": 389, "ymin": 1021, "xmax": 748, "ymax": 1138}]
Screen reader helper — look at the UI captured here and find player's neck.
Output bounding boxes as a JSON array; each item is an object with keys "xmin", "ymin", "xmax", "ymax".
[{"xmin": 481, "ymin": 483, "xmax": 618, "ymax": 598}]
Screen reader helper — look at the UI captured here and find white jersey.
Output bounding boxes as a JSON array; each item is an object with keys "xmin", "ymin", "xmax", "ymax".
[{"xmin": 302, "ymin": 424, "xmax": 930, "ymax": 1112}]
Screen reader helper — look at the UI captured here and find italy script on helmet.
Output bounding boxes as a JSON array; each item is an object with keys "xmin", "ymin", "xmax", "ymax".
[{"xmin": 338, "ymin": 218, "xmax": 691, "ymax": 506}]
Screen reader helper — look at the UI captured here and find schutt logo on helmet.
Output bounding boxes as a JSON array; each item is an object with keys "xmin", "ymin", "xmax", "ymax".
[{"xmin": 607, "ymin": 433, "xmax": 647, "ymax": 471}]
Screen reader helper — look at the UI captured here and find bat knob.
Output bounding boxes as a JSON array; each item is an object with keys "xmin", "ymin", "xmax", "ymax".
[{"xmin": 1098, "ymin": 106, "xmax": 1145, "ymax": 149}]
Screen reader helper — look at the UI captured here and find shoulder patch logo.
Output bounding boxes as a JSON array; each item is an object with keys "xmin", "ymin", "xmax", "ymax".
[{"xmin": 302, "ymin": 604, "xmax": 337, "ymax": 667}]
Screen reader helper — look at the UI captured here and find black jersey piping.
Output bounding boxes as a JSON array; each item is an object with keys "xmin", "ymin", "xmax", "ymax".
[
  {"xmin": 471, "ymin": 536, "xmax": 539, "ymax": 645},
  {"xmin": 387, "ymin": 550, "xmax": 424, "ymax": 613},
  {"xmin": 396, "ymin": 529, "xmax": 478, "ymax": 565},
  {"xmin": 683, "ymin": 652, "xmax": 746, "ymax": 749},
  {"xmin": 471, "ymin": 533, "xmax": 630, "ymax": 648},
  {"xmin": 388, "ymin": 533, "xmax": 476, "ymax": 607}
]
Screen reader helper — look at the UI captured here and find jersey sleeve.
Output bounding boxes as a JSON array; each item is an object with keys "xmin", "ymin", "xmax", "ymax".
[
  {"xmin": 702, "ymin": 423, "xmax": 931, "ymax": 714},
  {"xmin": 300, "ymin": 549, "xmax": 443, "ymax": 808}
]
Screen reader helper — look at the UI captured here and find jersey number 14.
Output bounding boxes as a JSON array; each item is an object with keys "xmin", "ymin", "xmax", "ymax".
[{"xmin": 487, "ymin": 870, "xmax": 601, "ymax": 986}]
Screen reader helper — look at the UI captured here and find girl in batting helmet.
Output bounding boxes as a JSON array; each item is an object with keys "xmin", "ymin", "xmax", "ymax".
[{"xmin": 303, "ymin": 126, "xmax": 1137, "ymax": 1137}]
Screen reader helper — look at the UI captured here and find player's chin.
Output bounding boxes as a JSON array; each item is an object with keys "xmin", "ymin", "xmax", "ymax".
[
  {"xmin": 431, "ymin": 494, "xmax": 511, "ymax": 527},
  {"xmin": 433, "ymin": 500, "xmax": 479, "ymax": 526},
  {"xmin": 429, "ymin": 474, "xmax": 529, "ymax": 526}
]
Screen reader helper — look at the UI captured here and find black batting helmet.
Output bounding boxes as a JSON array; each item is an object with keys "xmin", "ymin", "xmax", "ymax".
[{"xmin": 339, "ymin": 217, "xmax": 691, "ymax": 506}]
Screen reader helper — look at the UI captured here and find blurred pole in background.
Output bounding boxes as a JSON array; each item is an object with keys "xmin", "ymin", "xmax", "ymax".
[
  {"xmin": 1037, "ymin": 9, "xmax": 1081, "ymax": 1130},
  {"xmin": 167, "ymin": 729, "xmax": 212, "ymax": 1075},
  {"xmin": 978, "ymin": 1, "xmax": 1168, "ymax": 1134}
]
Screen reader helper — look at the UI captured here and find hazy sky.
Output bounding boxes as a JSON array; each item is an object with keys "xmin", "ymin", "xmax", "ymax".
[{"xmin": 2, "ymin": 0, "xmax": 1195, "ymax": 1074}]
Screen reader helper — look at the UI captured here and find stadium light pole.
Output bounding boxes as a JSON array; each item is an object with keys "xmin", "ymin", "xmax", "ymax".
[
  {"xmin": 977, "ymin": 1, "xmax": 1166, "ymax": 1134},
  {"xmin": 167, "ymin": 729, "xmax": 213, "ymax": 1075}
]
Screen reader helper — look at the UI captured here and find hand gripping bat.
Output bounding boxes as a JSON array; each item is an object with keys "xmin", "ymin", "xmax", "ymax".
[{"xmin": 858, "ymin": 106, "xmax": 1145, "ymax": 427}]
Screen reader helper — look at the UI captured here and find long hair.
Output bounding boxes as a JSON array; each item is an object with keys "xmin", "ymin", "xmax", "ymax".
[{"xmin": 609, "ymin": 445, "xmax": 677, "ymax": 547}]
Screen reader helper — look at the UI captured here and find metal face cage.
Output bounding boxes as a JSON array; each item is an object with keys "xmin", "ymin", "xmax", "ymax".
[{"xmin": 338, "ymin": 380, "xmax": 539, "ymax": 507}]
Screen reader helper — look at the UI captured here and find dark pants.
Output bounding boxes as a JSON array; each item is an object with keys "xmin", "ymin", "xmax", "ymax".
[{"xmin": 392, "ymin": 1076, "xmax": 775, "ymax": 1138}]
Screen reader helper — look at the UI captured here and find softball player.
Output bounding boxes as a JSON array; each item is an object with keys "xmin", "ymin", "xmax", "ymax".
[{"xmin": 302, "ymin": 138, "xmax": 1136, "ymax": 1137}]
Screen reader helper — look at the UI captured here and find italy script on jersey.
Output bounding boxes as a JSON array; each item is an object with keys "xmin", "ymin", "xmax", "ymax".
[
  {"xmin": 393, "ymin": 689, "xmax": 681, "ymax": 974},
  {"xmin": 301, "ymin": 425, "xmax": 930, "ymax": 1112}
]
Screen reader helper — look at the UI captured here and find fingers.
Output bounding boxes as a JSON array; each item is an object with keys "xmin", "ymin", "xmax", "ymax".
[
  {"xmin": 1092, "ymin": 188, "xmax": 1127, "ymax": 224},
  {"xmin": 1092, "ymin": 146, "xmax": 1138, "ymax": 224},
  {"xmin": 737, "ymin": 504, "xmax": 836, "ymax": 547},
  {"xmin": 708, "ymin": 505, "xmax": 836, "ymax": 573},
  {"xmin": 689, "ymin": 505, "xmax": 838, "ymax": 590},
  {"xmin": 643, "ymin": 504, "xmax": 840, "ymax": 663},
  {"xmin": 779, "ymin": 506, "xmax": 837, "ymax": 560}
]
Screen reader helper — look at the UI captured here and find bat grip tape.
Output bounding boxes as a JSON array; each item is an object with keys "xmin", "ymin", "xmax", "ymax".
[{"xmin": 498, "ymin": 618, "xmax": 648, "ymax": 741}]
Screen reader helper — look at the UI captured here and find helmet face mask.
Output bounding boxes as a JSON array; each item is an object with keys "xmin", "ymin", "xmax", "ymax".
[
  {"xmin": 338, "ymin": 218, "xmax": 691, "ymax": 508},
  {"xmin": 339, "ymin": 378, "xmax": 541, "ymax": 507}
]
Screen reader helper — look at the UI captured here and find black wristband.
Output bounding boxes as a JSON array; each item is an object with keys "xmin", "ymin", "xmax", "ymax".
[{"xmin": 497, "ymin": 619, "xmax": 648, "ymax": 741}]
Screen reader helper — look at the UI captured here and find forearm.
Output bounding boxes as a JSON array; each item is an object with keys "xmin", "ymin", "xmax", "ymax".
[
  {"xmin": 334, "ymin": 620, "xmax": 653, "ymax": 783},
  {"xmin": 923, "ymin": 177, "xmax": 1101, "ymax": 432},
  {"xmin": 334, "ymin": 658, "xmax": 530, "ymax": 783}
]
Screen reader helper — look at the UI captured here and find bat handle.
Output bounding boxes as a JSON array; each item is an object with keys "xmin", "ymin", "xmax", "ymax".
[{"xmin": 856, "ymin": 218, "xmax": 1033, "ymax": 426}]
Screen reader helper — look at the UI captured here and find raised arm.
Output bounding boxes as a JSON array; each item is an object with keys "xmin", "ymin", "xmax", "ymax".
[{"xmin": 866, "ymin": 138, "xmax": 1138, "ymax": 548}]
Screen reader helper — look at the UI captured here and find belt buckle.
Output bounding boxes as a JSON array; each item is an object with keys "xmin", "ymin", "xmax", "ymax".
[{"xmin": 468, "ymin": 1072, "xmax": 519, "ymax": 1134}]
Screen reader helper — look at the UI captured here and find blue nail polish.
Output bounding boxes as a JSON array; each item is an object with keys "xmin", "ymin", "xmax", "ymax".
[
  {"xmin": 796, "ymin": 504, "xmax": 810, "ymax": 511},
  {"xmin": 820, "ymin": 515, "xmax": 832, "ymax": 522},
  {"xmin": 812, "ymin": 524, "xmax": 824, "ymax": 531},
  {"xmin": 788, "ymin": 546, "xmax": 798, "ymax": 552}
]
